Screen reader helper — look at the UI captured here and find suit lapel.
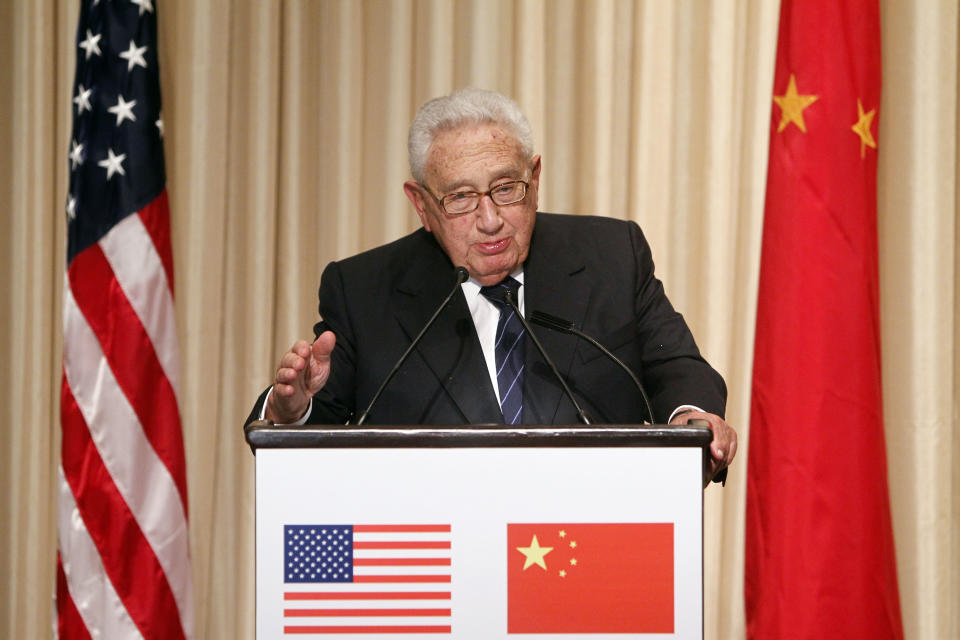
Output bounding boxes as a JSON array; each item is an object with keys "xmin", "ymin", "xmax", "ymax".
[
  {"xmin": 523, "ymin": 215, "xmax": 591, "ymax": 424},
  {"xmin": 392, "ymin": 237, "xmax": 503, "ymax": 424}
]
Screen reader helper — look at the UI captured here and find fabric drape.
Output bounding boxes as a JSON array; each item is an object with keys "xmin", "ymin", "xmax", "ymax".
[{"xmin": 1, "ymin": 1, "xmax": 957, "ymax": 639}]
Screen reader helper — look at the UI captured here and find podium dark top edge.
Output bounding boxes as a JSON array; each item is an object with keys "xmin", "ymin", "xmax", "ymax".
[{"xmin": 244, "ymin": 422, "xmax": 713, "ymax": 450}]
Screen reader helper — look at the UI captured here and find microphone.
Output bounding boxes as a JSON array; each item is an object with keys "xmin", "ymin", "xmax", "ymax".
[
  {"xmin": 530, "ymin": 310, "xmax": 655, "ymax": 425},
  {"xmin": 503, "ymin": 291, "xmax": 592, "ymax": 425},
  {"xmin": 354, "ymin": 266, "xmax": 470, "ymax": 425}
]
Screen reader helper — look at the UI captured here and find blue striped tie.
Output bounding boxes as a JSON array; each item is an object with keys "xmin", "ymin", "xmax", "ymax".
[{"xmin": 480, "ymin": 277, "xmax": 525, "ymax": 424}]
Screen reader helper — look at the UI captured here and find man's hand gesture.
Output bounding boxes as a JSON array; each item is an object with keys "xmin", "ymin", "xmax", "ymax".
[{"xmin": 265, "ymin": 331, "xmax": 336, "ymax": 424}]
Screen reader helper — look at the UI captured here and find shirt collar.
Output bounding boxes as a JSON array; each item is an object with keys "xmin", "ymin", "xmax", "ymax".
[{"xmin": 461, "ymin": 267, "xmax": 525, "ymax": 298}]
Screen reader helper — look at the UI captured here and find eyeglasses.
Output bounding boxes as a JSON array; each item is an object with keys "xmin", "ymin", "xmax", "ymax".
[{"xmin": 427, "ymin": 180, "xmax": 529, "ymax": 215}]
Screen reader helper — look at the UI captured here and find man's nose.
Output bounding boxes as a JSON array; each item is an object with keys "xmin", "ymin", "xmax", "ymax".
[{"xmin": 475, "ymin": 194, "xmax": 503, "ymax": 231}]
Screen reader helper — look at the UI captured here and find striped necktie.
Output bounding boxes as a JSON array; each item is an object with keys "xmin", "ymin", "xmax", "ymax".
[{"xmin": 480, "ymin": 277, "xmax": 525, "ymax": 424}]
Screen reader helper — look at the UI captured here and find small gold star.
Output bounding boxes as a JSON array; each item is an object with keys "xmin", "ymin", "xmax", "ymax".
[
  {"xmin": 559, "ymin": 569, "xmax": 567, "ymax": 578},
  {"xmin": 570, "ymin": 558, "xmax": 578, "ymax": 566},
  {"xmin": 569, "ymin": 541, "xmax": 577, "ymax": 549},
  {"xmin": 516, "ymin": 535, "xmax": 553, "ymax": 571},
  {"xmin": 851, "ymin": 99, "xmax": 877, "ymax": 158},
  {"xmin": 558, "ymin": 530, "xmax": 566, "ymax": 538},
  {"xmin": 773, "ymin": 74, "xmax": 818, "ymax": 133}
]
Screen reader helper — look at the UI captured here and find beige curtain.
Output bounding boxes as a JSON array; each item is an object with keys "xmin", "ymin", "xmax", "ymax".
[{"xmin": 1, "ymin": 1, "xmax": 957, "ymax": 638}]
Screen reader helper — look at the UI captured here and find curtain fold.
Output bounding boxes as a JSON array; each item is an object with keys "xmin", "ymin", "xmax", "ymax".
[
  {"xmin": 1, "ymin": 1, "xmax": 957, "ymax": 638},
  {"xmin": 877, "ymin": 3, "xmax": 958, "ymax": 637}
]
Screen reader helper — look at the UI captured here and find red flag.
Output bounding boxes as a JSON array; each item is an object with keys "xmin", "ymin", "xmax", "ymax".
[
  {"xmin": 507, "ymin": 523, "xmax": 673, "ymax": 633},
  {"xmin": 745, "ymin": 1, "xmax": 903, "ymax": 638},
  {"xmin": 58, "ymin": 1, "xmax": 193, "ymax": 637}
]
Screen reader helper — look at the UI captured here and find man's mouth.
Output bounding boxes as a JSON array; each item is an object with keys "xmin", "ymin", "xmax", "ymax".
[{"xmin": 475, "ymin": 238, "xmax": 511, "ymax": 254}]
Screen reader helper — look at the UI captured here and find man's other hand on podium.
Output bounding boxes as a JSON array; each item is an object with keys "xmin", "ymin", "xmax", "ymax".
[{"xmin": 671, "ymin": 410, "xmax": 737, "ymax": 483}]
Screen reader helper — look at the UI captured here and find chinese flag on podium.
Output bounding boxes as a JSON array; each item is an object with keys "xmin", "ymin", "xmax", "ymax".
[
  {"xmin": 507, "ymin": 523, "xmax": 673, "ymax": 634},
  {"xmin": 746, "ymin": 1, "xmax": 904, "ymax": 638}
]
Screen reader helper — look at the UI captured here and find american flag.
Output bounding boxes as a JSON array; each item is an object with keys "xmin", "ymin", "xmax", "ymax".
[
  {"xmin": 56, "ymin": 1, "xmax": 193, "ymax": 638},
  {"xmin": 283, "ymin": 525, "xmax": 452, "ymax": 635}
]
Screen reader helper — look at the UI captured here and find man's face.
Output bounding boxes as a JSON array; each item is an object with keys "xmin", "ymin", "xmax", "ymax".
[{"xmin": 404, "ymin": 123, "xmax": 541, "ymax": 287}]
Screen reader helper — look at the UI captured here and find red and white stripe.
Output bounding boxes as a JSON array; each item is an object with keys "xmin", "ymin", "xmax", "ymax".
[{"xmin": 58, "ymin": 194, "xmax": 193, "ymax": 639}]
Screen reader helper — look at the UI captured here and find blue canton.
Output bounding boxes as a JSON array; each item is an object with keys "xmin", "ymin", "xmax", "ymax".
[
  {"xmin": 284, "ymin": 525, "xmax": 355, "ymax": 583},
  {"xmin": 67, "ymin": 0, "xmax": 166, "ymax": 264}
]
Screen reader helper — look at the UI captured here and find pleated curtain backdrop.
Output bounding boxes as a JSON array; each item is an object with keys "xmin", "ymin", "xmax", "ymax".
[{"xmin": 1, "ymin": 1, "xmax": 957, "ymax": 639}]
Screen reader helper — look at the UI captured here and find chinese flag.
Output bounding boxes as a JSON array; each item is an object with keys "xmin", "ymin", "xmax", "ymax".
[
  {"xmin": 506, "ymin": 523, "xmax": 673, "ymax": 633},
  {"xmin": 745, "ymin": 1, "xmax": 904, "ymax": 639}
]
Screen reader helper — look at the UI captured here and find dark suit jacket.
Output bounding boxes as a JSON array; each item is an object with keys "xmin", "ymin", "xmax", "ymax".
[{"xmin": 248, "ymin": 213, "xmax": 725, "ymax": 426}]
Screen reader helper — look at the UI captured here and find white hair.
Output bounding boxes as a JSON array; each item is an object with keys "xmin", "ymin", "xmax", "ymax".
[{"xmin": 407, "ymin": 88, "xmax": 535, "ymax": 183}]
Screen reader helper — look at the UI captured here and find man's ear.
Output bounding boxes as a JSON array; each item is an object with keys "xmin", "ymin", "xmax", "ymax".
[
  {"xmin": 530, "ymin": 155, "xmax": 542, "ymax": 190},
  {"xmin": 403, "ymin": 181, "xmax": 432, "ymax": 232}
]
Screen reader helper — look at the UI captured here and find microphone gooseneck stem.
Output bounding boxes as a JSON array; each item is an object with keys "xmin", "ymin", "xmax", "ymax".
[
  {"xmin": 565, "ymin": 326, "xmax": 655, "ymax": 425},
  {"xmin": 355, "ymin": 266, "xmax": 470, "ymax": 425},
  {"xmin": 504, "ymin": 291, "xmax": 591, "ymax": 425},
  {"xmin": 530, "ymin": 310, "xmax": 655, "ymax": 425}
]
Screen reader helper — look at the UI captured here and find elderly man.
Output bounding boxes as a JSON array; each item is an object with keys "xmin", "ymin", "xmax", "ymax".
[{"xmin": 248, "ymin": 88, "xmax": 736, "ymax": 482}]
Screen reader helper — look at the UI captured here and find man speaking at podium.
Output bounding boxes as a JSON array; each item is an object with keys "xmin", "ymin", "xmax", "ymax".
[{"xmin": 247, "ymin": 88, "xmax": 736, "ymax": 483}]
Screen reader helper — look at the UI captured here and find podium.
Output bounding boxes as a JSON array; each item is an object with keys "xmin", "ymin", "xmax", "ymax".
[{"xmin": 245, "ymin": 424, "xmax": 711, "ymax": 639}]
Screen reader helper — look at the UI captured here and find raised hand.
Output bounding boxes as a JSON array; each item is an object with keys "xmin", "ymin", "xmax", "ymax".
[{"xmin": 265, "ymin": 331, "xmax": 336, "ymax": 424}]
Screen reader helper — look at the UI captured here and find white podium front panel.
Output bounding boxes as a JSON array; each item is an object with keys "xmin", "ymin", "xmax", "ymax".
[{"xmin": 256, "ymin": 447, "xmax": 702, "ymax": 639}]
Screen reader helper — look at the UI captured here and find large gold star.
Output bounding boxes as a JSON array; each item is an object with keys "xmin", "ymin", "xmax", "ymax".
[
  {"xmin": 516, "ymin": 534, "xmax": 553, "ymax": 571},
  {"xmin": 851, "ymin": 99, "xmax": 877, "ymax": 158},
  {"xmin": 773, "ymin": 74, "xmax": 818, "ymax": 133}
]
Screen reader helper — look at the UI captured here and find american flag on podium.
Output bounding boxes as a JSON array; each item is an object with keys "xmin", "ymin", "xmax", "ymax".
[
  {"xmin": 282, "ymin": 525, "xmax": 453, "ymax": 635},
  {"xmin": 56, "ymin": 1, "xmax": 193, "ymax": 638}
]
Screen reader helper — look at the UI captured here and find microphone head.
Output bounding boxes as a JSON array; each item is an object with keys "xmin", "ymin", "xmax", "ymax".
[
  {"xmin": 454, "ymin": 266, "xmax": 470, "ymax": 283},
  {"xmin": 530, "ymin": 310, "xmax": 577, "ymax": 334}
]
